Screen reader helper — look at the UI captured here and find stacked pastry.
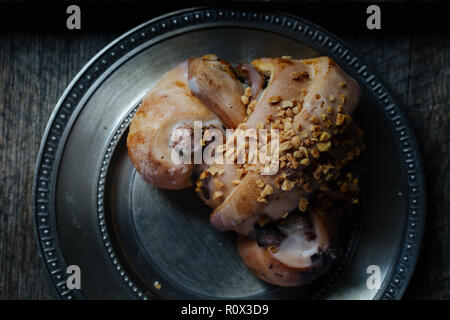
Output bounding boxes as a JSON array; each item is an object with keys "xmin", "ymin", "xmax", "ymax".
[{"xmin": 127, "ymin": 54, "xmax": 363, "ymax": 287}]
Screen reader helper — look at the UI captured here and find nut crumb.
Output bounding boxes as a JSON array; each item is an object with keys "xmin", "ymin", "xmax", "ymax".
[
  {"xmin": 153, "ymin": 281, "xmax": 162, "ymax": 290},
  {"xmin": 268, "ymin": 96, "xmax": 281, "ymax": 104},
  {"xmin": 213, "ymin": 191, "xmax": 223, "ymax": 200},
  {"xmin": 298, "ymin": 198, "xmax": 309, "ymax": 212}
]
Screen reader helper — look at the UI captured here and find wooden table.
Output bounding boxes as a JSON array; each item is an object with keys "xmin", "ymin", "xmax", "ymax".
[{"xmin": 0, "ymin": 7, "xmax": 448, "ymax": 300}]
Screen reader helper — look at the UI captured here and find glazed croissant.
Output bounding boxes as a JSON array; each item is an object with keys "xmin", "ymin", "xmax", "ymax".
[{"xmin": 127, "ymin": 54, "xmax": 363, "ymax": 287}]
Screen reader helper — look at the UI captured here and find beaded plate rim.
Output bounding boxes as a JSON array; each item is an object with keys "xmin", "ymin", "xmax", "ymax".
[{"xmin": 32, "ymin": 6, "xmax": 426, "ymax": 300}]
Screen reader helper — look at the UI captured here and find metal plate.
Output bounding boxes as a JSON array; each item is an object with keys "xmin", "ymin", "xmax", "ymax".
[{"xmin": 33, "ymin": 8, "xmax": 426, "ymax": 300}]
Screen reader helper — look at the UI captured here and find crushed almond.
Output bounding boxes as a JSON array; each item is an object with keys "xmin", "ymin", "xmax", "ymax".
[
  {"xmin": 319, "ymin": 131, "xmax": 332, "ymax": 142},
  {"xmin": 153, "ymin": 281, "xmax": 162, "ymax": 290},
  {"xmin": 231, "ymin": 179, "xmax": 241, "ymax": 185},
  {"xmin": 241, "ymin": 95, "xmax": 249, "ymax": 105},
  {"xmin": 291, "ymin": 136, "xmax": 301, "ymax": 148},
  {"xmin": 298, "ymin": 198, "xmax": 309, "ymax": 212},
  {"xmin": 300, "ymin": 158, "xmax": 310, "ymax": 166},
  {"xmin": 202, "ymin": 54, "xmax": 218, "ymax": 61},
  {"xmin": 244, "ymin": 87, "xmax": 252, "ymax": 97},
  {"xmin": 262, "ymin": 184, "xmax": 274, "ymax": 195},
  {"xmin": 336, "ymin": 113, "xmax": 345, "ymax": 126},
  {"xmin": 281, "ymin": 100, "xmax": 294, "ymax": 109},
  {"xmin": 318, "ymin": 141, "xmax": 332, "ymax": 152},
  {"xmin": 281, "ymin": 179, "xmax": 295, "ymax": 191},
  {"xmin": 310, "ymin": 148, "xmax": 320, "ymax": 159},
  {"xmin": 329, "ymin": 95, "xmax": 335, "ymax": 102},
  {"xmin": 213, "ymin": 191, "xmax": 223, "ymax": 200},
  {"xmin": 255, "ymin": 179, "xmax": 265, "ymax": 188},
  {"xmin": 268, "ymin": 96, "xmax": 281, "ymax": 104}
]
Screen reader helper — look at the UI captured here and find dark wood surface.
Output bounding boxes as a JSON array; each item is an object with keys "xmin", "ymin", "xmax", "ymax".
[{"xmin": 0, "ymin": 25, "xmax": 449, "ymax": 299}]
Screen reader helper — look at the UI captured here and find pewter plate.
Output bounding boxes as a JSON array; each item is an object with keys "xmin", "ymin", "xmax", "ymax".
[{"xmin": 33, "ymin": 8, "xmax": 426, "ymax": 300}]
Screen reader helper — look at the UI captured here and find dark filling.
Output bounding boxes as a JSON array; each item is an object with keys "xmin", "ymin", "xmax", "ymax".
[
  {"xmin": 291, "ymin": 214, "xmax": 316, "ymax": 241},
  {"xmin": 255, "ymin": 224, "xmax": 286, "ymax": 248}
]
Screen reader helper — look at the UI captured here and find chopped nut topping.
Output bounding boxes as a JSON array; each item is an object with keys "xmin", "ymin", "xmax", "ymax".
[
  {"xmin": 279, "ymin": 141, "xmax": 293, "ymax": 153},
  {"xmin": 319, "ymin": 131, "xmax": 332, "ymax": 142},
  {"xmin": 256, "ymin": 197, "xmax": 267, "ymax": 203},
  {"xmin": 247, "ymin": 100, "xmax": 257, "ymax": 115},
  {"xmin": 300, "ymin": 158, "xmax": 310, "ymax": 166},
  {"xmin": 327, "ymin": 106, "xmax": 333, "ymax": 114},
  {"xmin": 231, "ymin": 179, "xmax": 241, "ymax": 185},
  {"xmin": 284, "ymin": 122, "xmax": 293, "ymax": 131},
  {"xmin": 339, "ymin": 82, "xmax": 347, "ymax": 88},
  {"xmin": 256, "ymin": 179, "xmax": 265, "ymax": 188},
  {"xmin": 317, "ymin": 141, "xmax": 332, "ymax": 152},
  {"xmin": 329, "ymin": 95, "xmax": 335, "ymax": 102},
  {"xmin": 202, "ymin": 54, "xmax": 218, "ymax": 61},
  {"xmin": 302, "ymin": 112, "xmax": 310, "ymax": 121},
  {"xmin": 153, "ymin": 281, "xmax": 162, "ymax": 290},
  {"xmin": 282, "ymin": 212, "xmax": 289, "ymax": 219},
  {"xmin": 336, "ymin": 113, "xmax": 345, "ymax": 126},
  {"xmin": 310, "ymin": 115, "xmax": 319, "ymax": 124},
  {"xmin": 207, "ymin": 164, "xmax": 221, "ymax": 176},
  {"xmin": 241, "ymin": 95, "xmax": 249, "ymax": 105},
  {"xmin": 281, "ymin": 100, "xmax": 294, "ymax": 109},
  {"xmin": 341, "ymin": 93, "xmax": 347, "ymax": 103},
  {"xmin": 268, "ymin": 96, "xmax": 281, "ymax": 104},
  {"xmin": 310, "ymin": 148, "xmax": 320, "ymax": 159},
  {"xmin": 293, "ymin": 150, "xmax": 302, "ymax": 158},
  {"xmin": 281, "ymin": 179, "xmax": 295, "ymax": 191},
  {"xmin": 262, "ymin": 184, "xmax": 274, "ymax": 195},
  {"xmin": 298, "ymin": 198, "xmax": 309, "ymax": 212},
  {"xmin": 238, "ymin": 123, "xmax": 248, "ymax": 130},
  {"xmin": 244, "ymin": 87, "xmax": 252, "ymax": 97},
  {"xmin": 320, "ymin": 114, "xmax": 327, "ymax": 121},
  {"xmin": 291, "ymin": 136, "xmax": 301, "ymax": 148},
  {"xmin": 313, "ymin": 165, "xmax": 323, "ymax": 180},
  {"xmin": 213, "ymin": 191, "xmax": 223, "ymax": 200}
]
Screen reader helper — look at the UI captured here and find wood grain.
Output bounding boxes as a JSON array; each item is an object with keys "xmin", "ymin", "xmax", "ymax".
[{"xmin": 0, "ymin": 29, "xmax": 448, "ymax": 299}]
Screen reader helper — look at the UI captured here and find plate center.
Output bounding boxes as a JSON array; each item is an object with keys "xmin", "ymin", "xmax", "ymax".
[{"xmin": 130, "ymin": 172, "xmax": 273, "ymax": 298}]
